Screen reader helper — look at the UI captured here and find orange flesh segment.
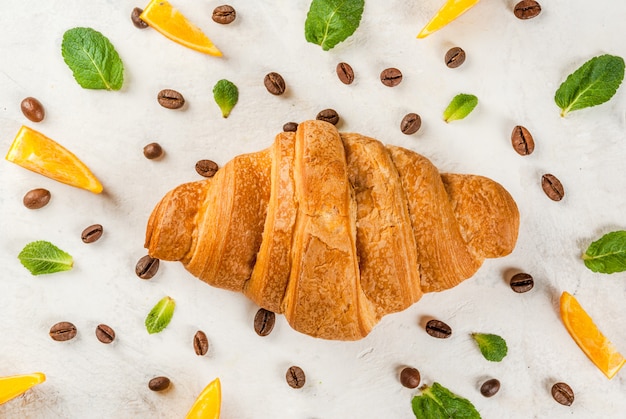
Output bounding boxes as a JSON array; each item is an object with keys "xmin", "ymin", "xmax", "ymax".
[
  {"xmin": 185, "ymin": 377, "xmax": 221, "ymax": 419},
  {"xmin": 417, "ymin": 0, "xmax": 481, "ymax": 38},
  {"xmin": 0, "ymin": 372, "xmax": 46, "ymax": 405}
]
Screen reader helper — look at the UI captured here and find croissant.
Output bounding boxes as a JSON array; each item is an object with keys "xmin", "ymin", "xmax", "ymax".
[{"xmin": 145, "ymin": 120, "xmax": 519, "ymax": 340}]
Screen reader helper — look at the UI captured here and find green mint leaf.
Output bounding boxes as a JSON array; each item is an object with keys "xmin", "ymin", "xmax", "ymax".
[
  {"xmin": 412, "ymin": 382, "xmax": 481, "ymax": 419},
  {"xmin": 582, "ymin": 230, "xmax": 626, "ymax": 274},
  {"xmin": 471, "ymin": 333, "xmax": 508, "ymax": 362},
  {"xmin": 443, "ymin": 93, "xmax": 478, "ymax": 122},
  {"xmin": 18, "ymin": 241, "xmax": 73, "ymax": 276},
  {"xmin": 304, "ymin": 0, "xmax": 365, "ymax": 51},
  {"xmin": 213, "ymin": 79, "xmax": 239, "ymax": 118},
  {"xmin": 61, "ymin": 27, "xmax": 124, "ymax": 90},
  {"xmin": 145, "ymin": 296, "xmax": 176, "ymax": 334},
  {"xmin": 555, "ymin": 54, "xmax": 624, "ymax": 117}
]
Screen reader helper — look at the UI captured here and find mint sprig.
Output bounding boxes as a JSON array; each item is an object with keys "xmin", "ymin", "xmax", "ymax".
[
  {"xmin": 443, "ymin": 93, "xmax": 478, "ymax": 122},
  {"xmin": 18, "ymin": 241, "xmax": 73, "ymax": 275},
  {"xmin": 411, "ymin": 382, "xmax": 481, "ymax": 419},
  {"xmin": 213, "ymin": 79, "xmax": 239, "ymax": 118},
  {"xmin": 582, "ymin": 230, "xmax": 626, "ymax": 274},
  {"xmin": 471, "ymin": 333, "xmax": 508, "ymax": 362},
  {"xmin": 304, "ymin": 0, "xmax": 365, "ymax": 51},
  {"xmin": 145, "ymin": 296, "xmax": 176, "ymax": 334}
]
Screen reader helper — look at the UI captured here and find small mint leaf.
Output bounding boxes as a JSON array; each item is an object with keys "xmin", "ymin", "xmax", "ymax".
[
  {"xmin": 472, "ymin": 333, "xmax": 508, "ymax": 362},
  {"xmin": 18, "ymin": 241, "xmax": 73, "ymax": 275},
  {"xmin": 443, "ymin": 93, "xmax": 478, "ymax": 122},
  {"xmin": 304, "ymin": 0, "xmax": 365, "ymax": 51},
  {"xmin": 213, "ymin": 79, "xmax": 239, "ymax": 118},
  {"xmin": 582, "ymin": 230, "xmax": 626, "ymax": 274},
  {"xmin": 412, "ymin": 382, "xmax": 481, "ymax": 419},
  {"xmin": 145, "ymin": 296, "xmax": 176, "ymax": 334}
]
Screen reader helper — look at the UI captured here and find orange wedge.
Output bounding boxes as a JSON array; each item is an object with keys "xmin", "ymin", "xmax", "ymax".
[
  {"xmin": 6, "ymin": 125, "xmax": 103, "ymax": 194},
  {"xmin": 0, "ymin": 372, "xmax": 46, "ymax": 405},
  {"xmin": 185, "ymin": 377, "xmax": 221, "ymax": 419},
  {"xmin": 140, "ymin": 0, "xmax": 222, "ymax": 56},
  {"xmin": 417, "ymin": 0, "xmax": 480, "ymax": 38},
  {"xmin": 560, "ymin": 291, "xmax": 625, "ymax": 379}
]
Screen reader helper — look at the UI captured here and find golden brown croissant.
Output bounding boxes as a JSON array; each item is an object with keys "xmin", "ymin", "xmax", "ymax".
[{"xmin": 145, "ymin": 120, "xmax": 519, "ymax": 340}]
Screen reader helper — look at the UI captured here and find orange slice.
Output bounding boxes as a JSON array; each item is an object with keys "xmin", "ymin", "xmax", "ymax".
[
  {"xmin": 0, "ymin": 372, "xmax": 46, "ymax": 405},
  {"xmin": 417, "ymin": 0, "xmax": 480, "ymax": 39},
  {"xmin": 6, "ymin": 125, "xmax": 103, "ymax": 194},
  {"xmin": 560, "ymin": 291, "xmax": 625, "ymax": 379},
  {"xmin": 140, "ymin": 0, "xmax": 222, "ymax": 56},
  {"xmin": 185, "ymin": 377, "xmax": 221, "ymax": 419}
]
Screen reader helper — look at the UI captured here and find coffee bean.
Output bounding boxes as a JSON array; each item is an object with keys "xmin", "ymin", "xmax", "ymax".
[
  {"xmin": 20, "ymin": 97, "xmax": 45, "ymax": 122},
  {"xmin": 380, "ymin": 68, "xmax": 403, "ymax": 87},
  {"xmin": 480, "ymin": 378, "xmax": 501, "ymax": 397},
  {"xmin": 157, "ymin": 89, "xmax": 185, "ymax": 109},
  {"xmin": 514, "ymin": 0, "xmax": 542, "ymax": 20},
  {"xmin": 264, "ymin": 72, "xmax": 286, "ymax": 95},
  {"xmin": 81, "ymin": 224, "xmax": 103, "ymax": 244},
  {"xmin": 511, "ymin": 125, "xmax": 535, "ymax": 156},
  {"xmin": 195, "ymin": 159, "xmax": 219, "ymax": 177},
  {"xmin": 336, "ymin": 62, "xmax": 355, "ymax": 85},
  {"xmin": 148, "ymin": 376, "xmax": 171, "ymax": 392},
  {"xmin": 49, "ymin": 321, "xmax": 77, "ymax": 342},
  {"xmin": 286, "ymin": 366, "xmax": 305, "ymax": 389},
  {"xmin": 510, "ymin": 272, "xmax": 534, "ymax": 293},
  {"xmin": 541, "ymin": 174, "xmax": 564, "ymax": 201},
  {"xmin": 316, "ymin": 109, "xmax": 339, "ymax": 125},
  {"xmin": 445, "ymin": 47, "xmax": 466, "ymax": 68},
  {"xmin": 193, "ymin": 330, "xmax": 209, "ymax": 356},
  {"xmin": 23, "ymin": 188, "xmax": 51, "ymax": 209},
  {"xmin": 400, "ymin": 113, "xmax": 422, "ymax": 135},
  {"xmin": 95, "ymin": 324, "xmax": 116, "ymax": 344},
  {"xmin": 212, "ymin": 5, "xmax": 236, "ymax": 24},
  {"xmin": 143, "ymin": 143, "xmax": 163, "ymax": 160},
  {"xmin": 551, "ymin": 382, "xmax": 574, "ymax": 406},
  {"xmin": 283, "ymin": 122, "xmax": 298, "ymax": 132},
  {"xmin": 254, "ymin": 308, "xmax": 275, "ymax": 336},
  {"xmin": 399, "ymin": 367, "xmax": 421, "ymax": 389},
  {"xmin": 425, "ymin": 319, "xmax": 452, "ymax": 339},
  {"xmin": 135, "ymin": 255, "xmax": 160, "ymax": 279},
  {"xmin": 131, "ymin": 7, "xmax": 148, "ymax": 29}
]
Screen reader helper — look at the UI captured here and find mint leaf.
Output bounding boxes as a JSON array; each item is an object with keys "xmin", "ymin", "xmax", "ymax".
[
  {"xmin": 443, "ymin": 94, "xmax": 478, "ymax": 122},
  {"xmin": 145, "ymin": 296, "xmax": 176, "ymax": 334},
  {"xmin": 555, "ymin": 54, "xmax": 624, "ymax": 117},
  {"xmin": 18, "ymin": 241, "xmax": 73, "ymax": 275},
  {"xmin": 305, "ymin": 0, "xmax": 365, "ymax": 51},
  {"xmin": 61, "ymin": 27, "xmax": 124, "ymax": 90},
  {"xmin": 471, "ymin": 333, "xmax": 508, "ymax": 362},
  {"xmin": 412, "ymin": 382, "xmax": 481, "ymax": 419},
  {"xmin": 213, "ymin": 79, "xmax": 239, "ymax": 118},
  {"xmin": 582, "ymin": 230, "xmax": 626, "ymax": 274}
]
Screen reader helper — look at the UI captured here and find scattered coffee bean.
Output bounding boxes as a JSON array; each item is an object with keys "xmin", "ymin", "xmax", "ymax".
[
  {"xmin": 541, "ymin": 174, "xmax": 564, "ymax": 201},
  {"xmin": 81, "ymin": 224, "xmax": 103, "ymax": 244},
  {"xmin": 254, "ymin": 308, "xmax": 276, "ymax": 336},
  {"xmin": 445, "ymin": 47, "xmax": 466, "ymax": 68},
  {"xmin": 131, "ymin": 7, "xmax": 148, "ymax": 29},
  {"xmin": 286, "ymin": 366, "xmax": 306, "ymax": 389},
  {"xmin": 195, "ymin": 159, "xmax": 219, "ymax": 177},
  {"xmin": 316, "ymin": 109, "xmax": 339, "ymax": 125},
  {"xmin": 283, "ymin": 122, "xmax": 298, "ymax": 132},
  {"xmin": 425, "ymin": 319, "xmax": 452, "ymax": 339},
  {"xmin": 400, "ymin": 113, "xmax": 422, "ymax": 135},
  {"xmin": 20, "ymin": 97, "xmax": 45, "ymax": 122},
  {"xmin": 49, "ymin": 321, "xmax": 77, "ymax": 342},
  {"xmin": 23, "ymin": 188, "xmax": 51, "ymax": 209},
  {"xmin": 143, "ymin": 143, "xmax": 163, "ymax": 160},
  {"xmin": 95, "ymin": 324, "xmax": 116, "ymax": 344},
  {"xmin": 480, "ymin": 378, "xmax": 501, "ymax": 397},
  {"xmin": 510, "ymin": 272, "xmax": 534, "ymax": 293},
  {"xmin": 135, "ymin": 255, "xmax": 160, "ymax": 279},
  {"xmin": 264, "ymin": 72, "xmax": 286, "ymax": 95},
  {"xmin": 400, "ymin": 367, "xmax": 421, "ymax": 389},
  {"xmin": 193, "ymin": 330, "xmax": 209, "ymax": 356},
  {"xmin": 336, "ymin": 62, "xmax": 355, "ymax": 85},
  {"xmin": 511, "ymin": 125, "xmax": 535, "ymax": 155},
  {"xmin": 514, "ymin": 0, "xmax": 542, "ymax": 20},
  {"xmin": 157, "ymin": 89, "xmax": 185, "ymax": 109},
  {"xmin": 212, "ymin": 5, "xmax": 236, "ymax": 24},
  {"xmin": 551, "ymin": 382, "xmax": 574, "ymax": 406},
  {"xmin": 380, "ymin": 68, "xmax": 403, "ymax": 87},
  {"xmin": 148, "ymin": 376, "xmax": 171, "ymax": 392}
]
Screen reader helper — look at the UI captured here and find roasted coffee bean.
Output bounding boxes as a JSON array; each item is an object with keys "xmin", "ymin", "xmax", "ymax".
[
  {"xmin": 511, "ymin": 125, "xmax": 535, "ymax": 155},
  {"xmin": 135, "ymin": 255, "xmax": 160, "ymax": 279},
  {"xmin": 49, "ymin": 321, "xmax": 77, "ymax": 342},
  {"xmin": 400, "ymin": 113, "xmax": 422, "ymax": 135},
  {"xmin": 23, "ymin": 188, "xmax": 51, "ymax": 209},
  {"xmin": 20, "ymin": 97, "xmax": 45, "ymax": 122},
  {"xmin": 541, "ymin": 174, "xmax": 564, "ymax": 201},
  {"xmin": 510, "ymin": 272, "xmax": 534, "ymax": 293},
  {"xmin": 131, "ymin": 7, "xmax": 148, "ymax": 29},
  {"xmin": 212, "ymin": 5, "xmax": 236, "ymax": 24},
  {"xmin": 551, "ymin": 382, "xmax": 574, "ymax": 406},
  {"xmin": 425, "ymin": 319, "xmax": 452, "ymax": 339},
  {"xmin": 143, "ymin": 143, "xmax": 163, "ymax": 159},
  {"xmin": 336, "ymin": 62, "xmax": 355, "ymax": 85},
  {"xmin": 193, "ymin": 330, "xmax": 209, "ymax": 356},
  {"xmin": 283, "ymin": 122, "xmax": 298, "ymax": 132},
  {"xmin": 400, "ymin": 367, "xmax": 421, "ymax": 389},
  {"xmin": 480, "ymin": 378, "xmax": 501, "ymax": 397},
  {"xmin": 254, "ymin": 308, "xmax": 275, "ymax": 336},
  {"xmin": 316, "ymin": 109, "xmax": 339, "ymax": 125},
  {"xmin": 81, "ymin": 224, "xmax": 103, "ymax": 244},
  {"xmin": 157, "ymin": 89, "xmax": 185, "ymax": 109},
  {"xmin": 380, "ymin": 68, "xmax": 403, "ymax": 87},
  {"xmin": 286, "ymin": 366, "xmax": 305, "ymax": 389},
  {"xmin": 445, "ymin": 47, "xmax": 466, "ymax": 68},
  {"xmin": 148, "ymin": 376, "xmax": 171, "ymax": 392},
  {"xmin": 195, "ymin": 159, "xmax": 219, "ymax": 177},
  {"xmin": 95, "ymin": 324, "xmax": 116, "ymax": 344},
  {"xmin": 514, "ymin": 0, "xmax": 542, "ymax": 20},
  {"xmin": 264, "ymin": 72, "xmax": 286, "ymax": 95}
]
